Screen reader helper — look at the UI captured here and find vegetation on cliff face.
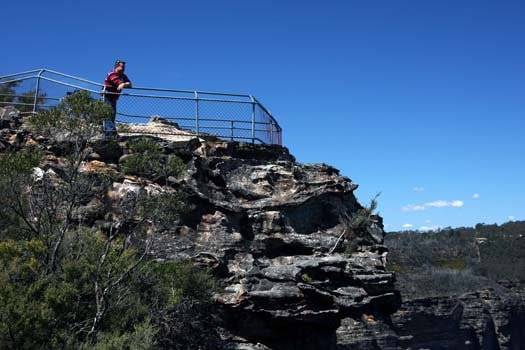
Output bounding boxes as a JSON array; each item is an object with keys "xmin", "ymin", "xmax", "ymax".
[
  {"xmin": 385, "ymin": 221, "xmax": 525, "ymax": 299},
  {"xmin": 0, "ymin": 92, "xmax": 217, "ymax": 350},
  {"xmin": 120, "ymin": 137, "xmax": 185, "ymax": 181}
]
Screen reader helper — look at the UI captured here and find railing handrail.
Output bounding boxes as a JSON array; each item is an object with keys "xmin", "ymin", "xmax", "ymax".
[
  {"xmin": 2, "ymin": 69, "xmax": 266, "ymax": 103},
  {"xmin": 0, "ymin": 68, "xmax": 283, "ymax": 143}
]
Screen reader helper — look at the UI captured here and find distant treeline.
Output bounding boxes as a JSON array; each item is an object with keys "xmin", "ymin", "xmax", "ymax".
[{"xmin": 385, "ymin": 221, "xmax": 525, "ymax": 300}]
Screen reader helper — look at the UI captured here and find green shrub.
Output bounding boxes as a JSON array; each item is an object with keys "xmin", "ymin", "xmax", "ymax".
[
  {"xmin": 0, "ymin": 228, "xmax": 219, "ymax": 350},
  {"xmin": 29, "ymin": 90, "xmax": 113, "ymax": 141},
  {"xmin": 128, "ymin": 138, "xmax": 162, "ymax": 154},
  {"xmin": 150, "ymin": 262, "xmax": 217, "ymax": 306},
  {"xmin": 163, "ymin": 155, "xmax": 186, "ymax": 179},
  {"xmin": 0, "ymin": 150, "xmax": 42, "ymax": 239},
  {"xmin": 93, "ymin": 319, "xmax": 157, "ymax": 350},
  {"xmin": 343, "ymin": 193, "xmax": 380, "ymax": 255},
  {"xmin": 121, "ymin": 154, "xmax": 162, "ymax": 178},
  {"xmin": 138, "ymin": 192, "xmax": 190, "ymax": 228},
  {"xmin": 121, "ymin": 138, "xmax": 186, "ymax": 181}
]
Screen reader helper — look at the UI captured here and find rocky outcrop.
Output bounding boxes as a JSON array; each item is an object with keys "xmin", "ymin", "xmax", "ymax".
[
  {"xmin": 148, "ymin": 143, "xmax": 400, "ymax": 350},
  {"xmin": 0, "ymin": 107, "xmax": 400, "ymax": 350}
]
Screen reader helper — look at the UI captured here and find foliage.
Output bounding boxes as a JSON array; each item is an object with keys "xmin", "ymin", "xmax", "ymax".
[
  {"xmin": 351, "ymin": 193, "xmax": 379, "ymax": 231},
  {"xmin": 150, "ymin": 262, "xmax": 217, "ymax": 306},
  {"xmin": 341, "ymin": 193, "xmax": 380, "ymax": 255},
  {"xmin": 148, "ymin": 263, "xmax": 218, "ymax": 350},
  {"xmin": 29, "ymin": 90, "xmax": 113, "ymax": 143},
  {"xmin": 120, "ymin": 154, "xmax": 161, "ymax": 178},
  {"xmin": 0, "ymin": 228, "xmax": 141, "ymax": 349},
  {"xmin": 93, "ymin": 319, "xmax": 157, "ymax": 350},
  {"xmin": 128, "ymin": 138, "xmax": 163, "ymax": 154},
  {"xmin": 0, "ymin": 149, "xmax": 43, "ymax": 239},
  {"xmin": 138, "ymin": 192, "xmax": 190, "ymax": 228},
  {"xmin": 0, "ymin": 95, "xmax": 217, "ymax": 349},
  {"xmin": 0, "ymin": 228, "xmax": 217, "ymax": 349},
  {"xmin": 120, "ymin": 138, "xmax": 185, "ymax": 181}
]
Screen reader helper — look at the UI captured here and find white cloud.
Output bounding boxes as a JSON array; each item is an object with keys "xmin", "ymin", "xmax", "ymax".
[
  {"xmin": 402, "ymin": 224, "xmax": 413, "ymax": 229},
  {"xmin": 509, "ymin": 216, "xmax": 515, "ymax": 221},
  {"xmin": 472, "ymin": 193, "xmax": 480, "ymax": 199},
  {"xmin": 426, "ymin": 200, "xmax": 464, "ymax": 208},
  {"xmin": 425, "ymin": 219, "xmax": 432, "ymax": 224},
  {"xmin": 402, "ymin": 200, "xmax": 464, "ymax": 211},
  {"xmin": 419, "ymin": 225, "xmax": 441, "ymax": 232},
  {"xmin": 402, "ymin": 204, "xmax": 426, "ymax": 212},
  {"xmin": 412, "ymin": 186, "xmax": 425, "ymax": 192}
]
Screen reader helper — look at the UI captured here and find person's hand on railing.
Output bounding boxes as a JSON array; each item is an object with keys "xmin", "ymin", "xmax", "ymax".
[{"xmin": 117, "ymin": 82, "xmax": 131, "ymax": 91}]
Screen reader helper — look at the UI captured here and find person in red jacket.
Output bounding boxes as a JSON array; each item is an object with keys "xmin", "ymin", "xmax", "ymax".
[{"xmin": 103, "ymin": 60, "xmax": 132, "ymax": 123}]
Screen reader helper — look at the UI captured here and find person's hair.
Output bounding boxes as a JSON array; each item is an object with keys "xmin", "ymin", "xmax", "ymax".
[{"xmin": 114, "ymin": 60, "xmax": 126, "ymax": 68}]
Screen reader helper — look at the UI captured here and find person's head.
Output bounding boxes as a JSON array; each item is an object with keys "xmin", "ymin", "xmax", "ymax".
[{"xmin": 114, "ymin": 60, "xmax": 126, "ymax": 73}]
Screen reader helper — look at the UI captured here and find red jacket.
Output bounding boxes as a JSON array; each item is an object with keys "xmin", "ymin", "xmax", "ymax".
[{"xmin": 103, "ymin": 70, "xmax": 131, "ymax": 100}]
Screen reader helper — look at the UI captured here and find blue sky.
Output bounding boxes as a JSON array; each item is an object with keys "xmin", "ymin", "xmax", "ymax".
[{"xmin": 3, "ymin": 0, "xmax": 524, "ymax": 231}]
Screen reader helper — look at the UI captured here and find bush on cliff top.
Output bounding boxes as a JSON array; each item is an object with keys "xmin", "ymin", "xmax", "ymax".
[{"xmin": 121, "ymin": 138, "xmax": 185, "ymax": 181}]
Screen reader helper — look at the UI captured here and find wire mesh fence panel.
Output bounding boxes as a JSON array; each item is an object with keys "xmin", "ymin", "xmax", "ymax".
[
  {"xmin": 116, "ymin": 94, "xmax": 198, "ymax": 136},
  {"xmin": 37, "ymin": 77, "xmax": 102, "ymax": 110},
  {"xmin": 197, "ymin": 99, "xmax": 253, "ymax": 141},
  {"xmin": 0, "ymin": 69, "xmax": 282, "ymax": 145}
]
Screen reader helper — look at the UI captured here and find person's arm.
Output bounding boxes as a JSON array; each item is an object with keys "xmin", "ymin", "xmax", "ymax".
[
  {"xmin": 117, "ymin": 81, "xmax": 131, "ymax": 91},
  {"xmin": 118, "ymin": 74, "xmax": 132, "ymax": 90}
]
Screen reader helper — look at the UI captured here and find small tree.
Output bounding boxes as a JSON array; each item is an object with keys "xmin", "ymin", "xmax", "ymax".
[
  {"xmin": 30, "ymin": 90, "xmax": 113, "ymax": 145},
  {"xmin": 330, "ymin": 193, "xmax": 381, "ymax": 254}
]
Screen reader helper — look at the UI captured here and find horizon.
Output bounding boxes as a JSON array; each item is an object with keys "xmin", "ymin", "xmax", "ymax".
[
  {"xmin": 386, "ymin": 219, "xmax": 525, "ymax": 233},
  {"xmin": 3, "ymin": 0, "xmax": 524, "ymax": 231}
]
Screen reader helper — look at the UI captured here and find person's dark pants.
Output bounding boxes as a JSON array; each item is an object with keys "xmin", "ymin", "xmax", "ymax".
[{"xmin": 103, "ymin": 96, "xmax": 117, "ymax": 122}]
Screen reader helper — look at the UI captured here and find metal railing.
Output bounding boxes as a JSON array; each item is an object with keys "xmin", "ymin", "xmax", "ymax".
[{"xmin": 0, "ymin": 68, "xmax": 282, "ymax": 145}]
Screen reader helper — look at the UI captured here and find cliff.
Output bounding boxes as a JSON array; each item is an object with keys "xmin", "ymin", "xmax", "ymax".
[
  {"xmin": 0, "ymin": 106, "xmax": 399, "ymax": 350},
  {"xmin": 2, "ymin": 104, "xmax": 523, "ymax": 350}
]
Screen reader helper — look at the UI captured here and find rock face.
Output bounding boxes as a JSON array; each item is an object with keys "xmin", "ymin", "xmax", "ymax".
[
  {"xmin": 336, "ymin": 281, "xmax": 525, "ymax": 350},
  {"xmin": 151, "ymin": 143, "xmax": 400, "ymax": 350},
  {"xmin": 0, "ymin": 108, "xmax": 400, "ymax": 350}
]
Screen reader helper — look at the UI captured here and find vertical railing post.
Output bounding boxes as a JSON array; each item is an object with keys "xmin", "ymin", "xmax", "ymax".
[
  {"xmin": 250, "ymin": 96, "xmax": 255, "ymax": 143},
  {"xmin": 270, "ymin": 120, "xmax": 274, "ymax": 145},
  {"xmin": 33, "ymin": 69, "xmax": 44, "ymax": 113},
  {"xmin": 194, "ymin": 91, "xmax": 199, "ymax": 136},
  {"xmin": 230, "ymin": 121, "xmax": 234, "ymax": 141}
]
